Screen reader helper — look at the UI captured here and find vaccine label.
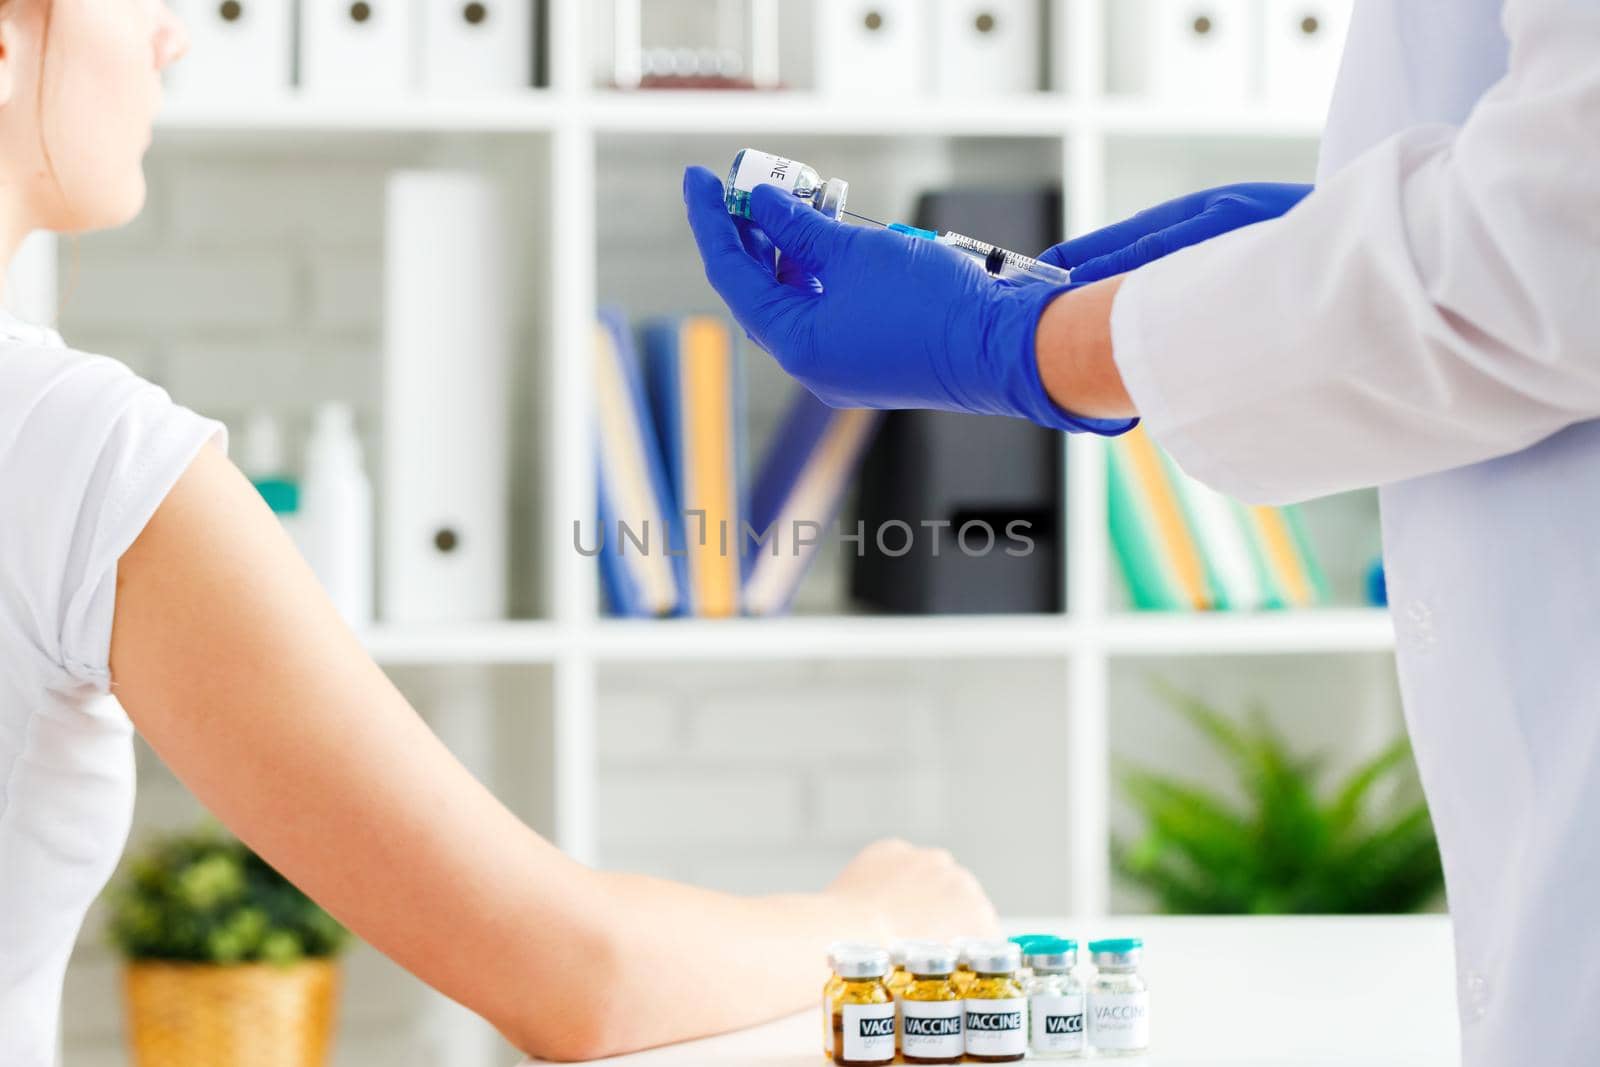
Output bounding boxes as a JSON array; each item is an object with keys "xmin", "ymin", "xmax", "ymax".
[
  {"xmin": 901, "ymin": 999, "xmax": 963, "ymax": 1060},
  {"xmin": 732, "ymin": 150, "xmax": 802, "ymax": 194},
  {"xmin": 964, "ymin": 997, "xmax": 1027, "ymax": 1058},
  {"xmin": 1089, "ymin": 991, "xmax": 1150, "ymax": 1051},
  {"xmin": 843, "ymin": 1002, "xmax": 896, "ymax": 1062},
  {"xmin": 1030, "ymin": 992, "xmax": 1086, "ymax": 1054}
]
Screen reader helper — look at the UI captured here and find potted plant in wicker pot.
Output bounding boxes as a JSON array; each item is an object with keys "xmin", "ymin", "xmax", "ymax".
[{"xmin": 108, "ymin": 827, "xmax": 351, "ymax": 1067}]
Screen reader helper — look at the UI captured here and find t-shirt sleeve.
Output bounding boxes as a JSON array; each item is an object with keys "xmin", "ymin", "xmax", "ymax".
[{"xmin": 0, "ymin": 346, "xmax": 226, "ymax": 692}]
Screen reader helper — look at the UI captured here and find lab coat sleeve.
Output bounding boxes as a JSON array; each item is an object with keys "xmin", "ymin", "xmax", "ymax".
[{"xmin": 1109, "ymin": 0, "xmax": 1600, "ymax": 505}]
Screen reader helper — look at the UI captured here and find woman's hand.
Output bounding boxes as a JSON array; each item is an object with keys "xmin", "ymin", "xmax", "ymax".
[
  {"xmin": 1042, "ymin": 183, "xmax": 1312, "ymax": 282},
  {"xmin": 683, "ymin": 165, "xmax": 1131, "ymax": 435},
  {"xmin": 827, "ymin": 839, "xmax": 1001, "ymax": 943}
]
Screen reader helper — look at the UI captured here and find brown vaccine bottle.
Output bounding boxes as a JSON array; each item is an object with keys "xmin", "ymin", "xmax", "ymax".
[
  {"xmin": 828, "ymin": 947, "xmax": 895, "ymax": 1067},
  {"xmin": 898, "ymin": 943, "xmax": 965, "ymax": 1065}
]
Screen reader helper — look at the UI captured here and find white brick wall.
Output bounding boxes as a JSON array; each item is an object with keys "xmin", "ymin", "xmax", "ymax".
[{"xmin": 594, "ymin": 659, "xmax": 1076, "ymax": 909}]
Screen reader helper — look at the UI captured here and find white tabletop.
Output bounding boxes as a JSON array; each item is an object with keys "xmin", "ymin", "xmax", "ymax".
[{"xmin": 529, "ymin": 916, "xmax": 1461, "ymax": 1066}]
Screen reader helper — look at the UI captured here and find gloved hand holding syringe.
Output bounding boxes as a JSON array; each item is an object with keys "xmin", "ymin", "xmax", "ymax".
[{"xmin": 724, "ymin": 148, "xmax": 1072, "ymax": 287}]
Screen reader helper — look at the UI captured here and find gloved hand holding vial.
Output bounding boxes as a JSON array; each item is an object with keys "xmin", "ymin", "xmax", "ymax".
[
  {"xmin": 683, "ymin": 156, "xmax": 1132, "ymax": 434},
  {"xmin": 724, "ymin": 149, "xmax": 1073, "ymax": 287}
]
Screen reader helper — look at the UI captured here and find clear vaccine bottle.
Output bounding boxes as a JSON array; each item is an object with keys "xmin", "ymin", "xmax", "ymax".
[
  {"xmin": 898, "ymin": 942, "xmax": 964, "ymax": 1066},
  {"xmin": 963, "ymin": 940, "xmax": 1027, "ymax": 1063},
  {"xmin": 1024, "ymin": 938, "xmax": 1085, "ymax": 1059},
  {"xmin": 829, "ymin": 947, "xmax": 896, "ymax": 1067},
  {"xmin": 725, "ymin": 148, "xmax": 849, "ymax": 220},
  {"xmin": 1087, "ymin": 938, "xmax": 1150, "ymax": 1056}
]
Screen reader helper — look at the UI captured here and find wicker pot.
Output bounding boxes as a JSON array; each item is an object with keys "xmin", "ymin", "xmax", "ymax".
[{"xmin": 124, "ymin": 960, "xmax": 339, "ymax": 1067}]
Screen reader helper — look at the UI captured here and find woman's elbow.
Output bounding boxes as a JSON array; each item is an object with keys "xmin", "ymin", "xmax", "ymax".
[{"xmin": 498, "ymin": 930, "xmax": 634, "ymax": 1062}]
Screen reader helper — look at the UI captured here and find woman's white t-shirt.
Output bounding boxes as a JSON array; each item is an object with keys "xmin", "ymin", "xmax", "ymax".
[{"xmin": 0, "ymin": 311, "xmax": 223, "ymax": 1065}]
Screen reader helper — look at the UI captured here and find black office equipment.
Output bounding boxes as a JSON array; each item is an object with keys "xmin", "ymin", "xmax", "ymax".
[{"xmin": 849, "ymin": 187, "xmax": 1066, "ymax": 615}]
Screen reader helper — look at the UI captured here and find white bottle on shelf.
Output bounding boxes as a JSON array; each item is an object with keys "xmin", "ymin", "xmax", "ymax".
[
  {"xmin": 240, "ymin": 411, "xmax": 304, "ymax": 551},
  {"xmin": 301, "ymin": 404, "xmax": 375, "ymax": 630}
]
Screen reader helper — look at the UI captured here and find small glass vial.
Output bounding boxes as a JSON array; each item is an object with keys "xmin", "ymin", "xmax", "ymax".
[
  {"xmin": 829, "ymin": 947, "xmax": 896, "ymax": 1067},
  {"xmin": 725, "ymin": 148, "xmax": 849, "ymax": 220},
  {"xmin": 885, "ymin": 941, "xmax": 915, "ymax": 1056},
  {"xmin": 898, "ymin": 943, "xmax": 964, "ymax": 1066},
  {"xmin": 950, "ymin": 937, "xmax": 979, "ymax": 996},
  {"xmin": 823, "ymin": 942, "xmax": 878, "ymax": 1060},
  {"xmin": 1087, "ymin": 938, "xmax": 1150, "ymax": 1056},
  {"xmin": 962, "ymin": 940, "xmax": 1027, "ymax": 1063},
  {"xmin": 1024, "ymin": 938, "xmax": 1085, "ymax": 1059},
  {"xmin": 1009, "ymin": 934, "xmax": 1050, "ymax": 983},
  {"xmin": 885, "ymin": 941, "xmax": 914, "ymax": 998}
]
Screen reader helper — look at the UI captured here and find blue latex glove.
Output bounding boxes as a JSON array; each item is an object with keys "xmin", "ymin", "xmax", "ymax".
[
  {"xmin": 682, "ymin": 165, "xmax": 1133, "ymax": 434},
  {"xmin": 1042, "ymin": 183, "xmax": 1311, "ymax": 283}
]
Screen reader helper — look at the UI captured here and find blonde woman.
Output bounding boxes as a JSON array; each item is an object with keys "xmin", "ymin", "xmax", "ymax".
[{"xmin": 0, "ymin": 3, "xmax": 998, "ymax": 1063}]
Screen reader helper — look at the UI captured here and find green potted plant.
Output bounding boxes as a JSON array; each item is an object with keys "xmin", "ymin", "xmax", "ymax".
[
  {"xmin": 1115, "ymin": 685, "xmax": 1444, "ymax": 914},
  {"xmin": 108, "ymin": 826, "xmax": 350, "ymax": 1067}
]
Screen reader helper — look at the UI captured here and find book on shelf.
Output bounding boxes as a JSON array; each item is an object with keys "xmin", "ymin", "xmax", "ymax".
[
  {"xmin": 642, "ymin": 314, "xmax": 745, "ymax": 619},
  {"xmin": 594, "ymin": 308, "xmax": 683, "ymax": 618},
  {"xmin": 594, "ymin": 311, "xmax": 882, "ymax": 620},
  {"xmin": 1108, "ymin": 426, "xmax": 1327, "ymax": 611},
  {"xmin": 744, "ymin": 392, "xmax": 882, "ymax": 617}
]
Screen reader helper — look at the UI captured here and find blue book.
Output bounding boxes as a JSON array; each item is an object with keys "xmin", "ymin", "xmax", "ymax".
[
  {"xmin": 594, "ymin": 309, "xmax": 683, "ymax": 617},
  {"xmin": 743, "ymin": 390, "xmax": 882, "ymax": 616},
  {"xmin": 642, "ymin": 315, "xmax": 744, "ymax": 618}
]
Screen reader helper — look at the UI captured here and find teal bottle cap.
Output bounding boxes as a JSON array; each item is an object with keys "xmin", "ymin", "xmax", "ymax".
[
  {"xmin": 1024, "ymin": 937, "xmax": 1077, "ymax": 954},
  {"xmin": 1088, "ymin": 938, "xmax": 1142, "ymax": 954},
  {"xmin": 253, "ymin": 478, "xmax": 299, "ymax": 516}
]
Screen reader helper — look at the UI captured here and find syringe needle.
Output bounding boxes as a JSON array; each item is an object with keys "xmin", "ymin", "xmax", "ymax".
[{"xmin": 841, "ymin": 209, "xmax": 889, "ymax": 228}]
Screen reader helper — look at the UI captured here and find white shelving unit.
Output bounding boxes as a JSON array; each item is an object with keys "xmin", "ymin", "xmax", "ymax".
[
  {"xmin": 126, "ymin": 0, "xmax": 1389, "ymax": 918},
  {"xmin": 40, "ymin": 3, "xmax": 1398, "ymax": 1063}
]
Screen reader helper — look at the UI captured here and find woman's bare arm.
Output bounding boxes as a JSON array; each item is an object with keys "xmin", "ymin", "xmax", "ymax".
[{"xmin": 111, "ymin": 445, "xmax": 997, "ymax": 1061}]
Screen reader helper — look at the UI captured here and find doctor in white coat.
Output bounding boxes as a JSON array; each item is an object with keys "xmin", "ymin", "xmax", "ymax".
[{"xmin": 685, "ymin": 0, "xmax": 1600, "ymax": 1062}]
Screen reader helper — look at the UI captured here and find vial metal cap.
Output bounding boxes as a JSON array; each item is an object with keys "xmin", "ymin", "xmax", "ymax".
[
  {"xmin": 834, "ymin": 947, "xmax": 891, "ymax": 980},
  {"xmin": 816, "ymin": 177, "xmax": 849, "ymax": 220},
  {"xmin": 965, "ymin": 939, "xmax": 1022, "ymax": 975},
  {"xmin": 889, "ymin": 941, "xmax": 916, "ymax": 967},
  {"xmin": 1023, "ymin": 937, "xmax": 1078, "ymax": 973},
  {"xmin": 827, "ymin": 941, "xmax": 882, "ymax": 969},
  {"xmin": 1088, "ymin": 937, "xmax": 1143, "ymax": 969},
  {"xmin": 903, "ymin": 942, "xmax": 960, "ymax": 976}
]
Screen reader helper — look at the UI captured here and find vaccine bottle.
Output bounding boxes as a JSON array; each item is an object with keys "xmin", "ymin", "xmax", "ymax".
[
  {"xmin": 898, "ymin": 942, "xmax": 964, "ymax": 1066},
  {"xmin": 1009, "ymin": 934, "xmax": 1050, "ymax": 983},
  {"xmin": 1025, "ymin": 938, "xmax": 1085, "ymax": 1059},
  {"xmin": 885, "ymin": 941, "xmax": 915, "ymax": 1056},
  {"xmin": 886, "ymin": 941, "xmax": 914, "ymax": 998},
  {"xmin": 962, "ymin": 940, "xmax": 1027, "ymax": 1063},
  {"xmin": 725, "ymin": 148, "xmax": 849, "ymax": 221},
  {"xmin": 829, "ymin": 947, "xmax": 896, "ymax": 1067},
  {"xmin": 823, "ymin": 942, "xmax": 878, "ymax": 1060},
  {"xmin": 950, "ymin": 938, "xmax": 979, "ymax": 996},
  {"xmin": 1087, "ymin": 938, "xmax": 1150, "ymax": 1056}
]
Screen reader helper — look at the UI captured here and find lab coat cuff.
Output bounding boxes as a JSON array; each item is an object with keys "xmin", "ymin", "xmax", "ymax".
[{"xmin": 1109, "ymin": 268, "xmax": 1276, "ymax": 502}]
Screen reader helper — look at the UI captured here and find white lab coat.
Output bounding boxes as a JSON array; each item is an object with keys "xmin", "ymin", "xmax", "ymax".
[{"xmin": 1108, "ymin": 0, "xmax": 1600, "ymax": 1063}]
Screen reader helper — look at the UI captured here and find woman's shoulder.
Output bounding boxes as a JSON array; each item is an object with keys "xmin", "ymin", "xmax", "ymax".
[{"xmin": 0, "ymin": 323, "xmax": 199, "ymax": 455}]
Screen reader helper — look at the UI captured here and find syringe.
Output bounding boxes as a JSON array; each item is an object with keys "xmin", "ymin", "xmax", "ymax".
[{"xmin": 843, "ymin": 209, "xmax": 1072, "ymax": 287}]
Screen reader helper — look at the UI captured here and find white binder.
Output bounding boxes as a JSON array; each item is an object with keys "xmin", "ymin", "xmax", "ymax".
[
  {"xmin": 815, "ymin": 0, "xmax": 929, "ymax": 97},
  {"xmin": 1143, "ymin": 0, "xmax": 1257, "ymax": 104},
  {"xmin": 933, "ymin": 0, "xmax": 1042, "ymax": 97},
  {"xmin": 166, "ymin": 0, "xmax": 292, "ymax": 98},
  {"xmin": 1261, "ymin": 0, "xmax": 1352, "ymax": 112},
  {"xmin": 301, "ymin": 0, "xmax": 414, "ymax": 95},
  {"xmin": 382, "ymin": 172, "xmax": 511, "ymax": 624},
  {"xmin": 419, "ymin": 0, "xmax": 535, "ymax": 94}
]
